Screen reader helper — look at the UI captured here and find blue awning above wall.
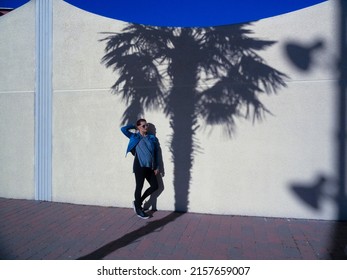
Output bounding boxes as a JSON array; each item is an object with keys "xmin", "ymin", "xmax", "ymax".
[{"xmin": 63, "ymin": 0, "xmax": 327, "ymax": 27}]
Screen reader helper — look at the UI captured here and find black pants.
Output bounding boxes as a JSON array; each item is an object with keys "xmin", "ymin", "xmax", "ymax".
[{"xmin": 133, "ymin": 156, "xmax": 159, "ymax": 208}]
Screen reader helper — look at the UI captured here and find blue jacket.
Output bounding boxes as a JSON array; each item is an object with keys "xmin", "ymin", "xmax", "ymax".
[{"xmin": 121, "ymin": 124, "xmax": 159, "ymax": 170}]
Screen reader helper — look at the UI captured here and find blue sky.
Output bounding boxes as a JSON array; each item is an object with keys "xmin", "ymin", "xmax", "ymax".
[
  {"xmin": 1, "ymin": 0, "xmax": 327, "ymax": 27},
  {"xmin": 1, "ymin": 0, "xmax": 29, "ymax": 8}
]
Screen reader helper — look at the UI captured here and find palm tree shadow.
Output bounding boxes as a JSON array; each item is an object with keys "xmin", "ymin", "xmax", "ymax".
[
  {"xmin": 78, "ymin": 212, "xmax": 184, "ymax": 260},
  {"xmin": 101, "ymin": 23, "xmax": 288, "ymax": 212}
]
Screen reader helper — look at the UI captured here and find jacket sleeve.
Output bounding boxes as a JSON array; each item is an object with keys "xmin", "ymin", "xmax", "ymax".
[{"xmin": 121, "ymin": 124, "xmax": 136, "ymax": 139}]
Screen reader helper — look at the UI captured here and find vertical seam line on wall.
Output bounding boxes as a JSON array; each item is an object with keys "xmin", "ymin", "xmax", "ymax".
[{"xmin": 35, "ymin": 0, "xmax": 53, "ymax": 201}]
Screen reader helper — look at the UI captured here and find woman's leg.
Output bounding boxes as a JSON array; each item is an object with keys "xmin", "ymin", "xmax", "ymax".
[
  {"xmin": 141, "ymin": 169, "xmax": 159, "ymax": 204},
  {"xmin": 133, "ymin": 157, "xmax": 145, "ymax": 209}
]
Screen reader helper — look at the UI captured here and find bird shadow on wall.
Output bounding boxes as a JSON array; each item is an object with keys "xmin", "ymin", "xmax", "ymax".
[
  {"xmin": 100, "ymin": 22, "xmax": 288, "ymax": 213},
  {"xmin": 286, "ymin": 0, "xmax": 347, "ymax": 259}
]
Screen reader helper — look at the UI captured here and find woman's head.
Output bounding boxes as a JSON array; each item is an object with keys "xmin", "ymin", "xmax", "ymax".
[
  {"xmin": 136, "ymin": 118, "xmax": 148, "ymax": 134},
  {"xmin": 136, "ymin": 118, "xmax": 147, "ymax": 127}
]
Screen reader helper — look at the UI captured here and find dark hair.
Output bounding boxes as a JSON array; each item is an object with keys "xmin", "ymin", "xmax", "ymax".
[{"xmin": 136, "ymin": 118, "xmax": 147, "ymax": 126}]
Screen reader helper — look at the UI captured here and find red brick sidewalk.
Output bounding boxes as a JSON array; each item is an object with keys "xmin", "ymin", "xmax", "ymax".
[{"xmin": 0, "ymin": 198, "xmax": 346, "ymax": 259}]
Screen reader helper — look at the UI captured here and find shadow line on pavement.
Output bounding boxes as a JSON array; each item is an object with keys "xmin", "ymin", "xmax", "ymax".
[{"xmin": 77, "ymin": 211, "xmax": 185, "ymax": 260}]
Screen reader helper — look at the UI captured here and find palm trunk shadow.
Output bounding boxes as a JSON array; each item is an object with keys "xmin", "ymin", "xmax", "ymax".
[{"xmin": 77, "ymin": 211, "xmax": 184, "ymax": 260}]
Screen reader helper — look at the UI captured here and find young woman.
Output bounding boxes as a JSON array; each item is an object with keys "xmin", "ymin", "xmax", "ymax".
[{"xmin": 121, "ymin": 119, "xmax": 159, "ymax": 219}]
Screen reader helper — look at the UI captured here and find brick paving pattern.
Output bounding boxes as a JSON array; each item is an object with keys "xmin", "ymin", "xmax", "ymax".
[{"xmin": 0, "ymin": 198, "xmax": 346, "ymax": 260}]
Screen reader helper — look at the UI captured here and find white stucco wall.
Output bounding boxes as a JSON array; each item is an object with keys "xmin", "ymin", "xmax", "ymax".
[
  {"xmin": 51, "ymin": 0, "xmax": 339, "ymax": 219},
  {"xmin": 0, "ymin": 0, "xmax": 341, "ymax": 220},
  {"xmin": 0, "ymin": 2, "xmax": 35, "ymax": 199}
]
